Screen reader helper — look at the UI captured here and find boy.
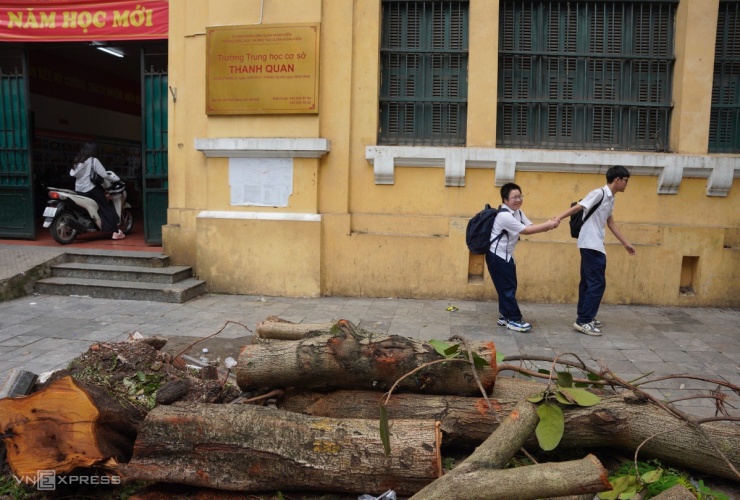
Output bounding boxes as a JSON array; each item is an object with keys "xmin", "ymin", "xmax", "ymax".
[
  {"xmin": 555, "ymin": 165, "xmax": 636, "ymax": 336},
  {"xmin": 487, "ymin": 183, "xmax": 559, "ymax": 332}
]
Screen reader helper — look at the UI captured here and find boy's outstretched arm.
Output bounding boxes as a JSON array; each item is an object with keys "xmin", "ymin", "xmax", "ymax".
[
  {"xmin": 520, "ymin": 218, "xmax": 559, "ymax": 235},
  {"xmin": 555, "ymin": 204, "xmax": 582, "ymax": 222},
  {"xmin": 606, "ymin": 216, "xmax": 636, "ymax": 255}
]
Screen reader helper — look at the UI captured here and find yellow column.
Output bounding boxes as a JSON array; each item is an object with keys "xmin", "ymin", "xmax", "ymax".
[
  {"xmin": 466, "ymin": 0, "xmax": 499, "ymax": 147},
  {"xmin": 670, "ymin": 0, "xmax": 720, "ymax": 153}
]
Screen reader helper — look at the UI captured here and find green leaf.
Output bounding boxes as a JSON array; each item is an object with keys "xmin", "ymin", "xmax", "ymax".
[
  {"xmin": 555, "ymin": 390, "xmax": 575, "ymax": 405},
  {"xmin": 428, "ymin": 340, "xmax": 453, "ymax": 357},
  {"xmin": 471, "ymin": 352, "xmax": 490, "ymax": 369},
  {"xmin": 379, "ymin": 406, "xmax": 391, "ymax": 456},
  {"xmin": 495, "ymin": 352, "xmax": 505, "ymax": 364},
  {"xmin": 641, "ymin": 468, "xmax": 662, "ymax": 484},
  {"xmin": 136, "ymin": 370, "xmax": 147, "ymax": 382},
  {"xmin": 619, "ymin": 479, "xmax": 638, "ymax": 499},
  {"xmin": 527, "ymin": 392, "xmax": 545, "ymax": 403},
  {"xmin": 598, "ymin": 476, "xmax": 632, "ymax": 500},
  {"xmin": 537, "ymin": 368, "xmax": 550, "ymax": 375},
  {"xmin": 556, "ymin": 371, "xmax": 573, "ymax": 388},
  {"xmin": 559, "ymin": 387, "xmax": 602, "ymax": 407},
  {"xmin": 535, "ymin": 402, "xmax": 564, "ymax": 451},
  {"xmin": 444, "ymin": 344, "xmax": 460, "ymax": 356}
]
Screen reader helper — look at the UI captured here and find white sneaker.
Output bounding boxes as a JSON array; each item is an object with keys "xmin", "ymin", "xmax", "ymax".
[
  {"xmin": 592, "ymin": 319, "xmax": 603, "ymax": 328},
  {"xmin": 496, "ymin": 315, "xmax": 506, "ymax": 326},
  {"xmin": 573, "ymin": 321, "xmax": 602, "ymax": 336}
]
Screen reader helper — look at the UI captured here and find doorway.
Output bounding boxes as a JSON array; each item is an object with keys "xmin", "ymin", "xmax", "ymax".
[{"xmin": 0, "ymin": 40, "xmax": 167, "ymax": 244}]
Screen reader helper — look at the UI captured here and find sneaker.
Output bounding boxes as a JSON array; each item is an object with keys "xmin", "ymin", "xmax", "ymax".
[
  {"xmin": 496, "ymin": 315, "xmax": 506, "ymax": 326},
  {"xmin": 112, "ymin": 230, "xmax": 126, "ymax": 240},
  {"xmin": 592, "ymin": 319, "xmax": 603, "ymax": 328},
  {"xmin": 573, "ymin": 321, "xmax": 602, "ymax": 336},
  {"xmin": 506, "ymin": 319, "xmax": 532, "ymax": 332}
]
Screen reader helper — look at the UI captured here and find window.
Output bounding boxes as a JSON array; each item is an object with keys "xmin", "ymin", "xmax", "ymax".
[
  {"xmin": 379, "ymin": 1, "xmax": 469, "ymax": 146},
  {"xmin": 709, "ymin": 0, "xmax": 740, "ymax": 153},
  {"xmin": 497, "ymin": 1, "xmax": 675, "ymax": 151}
]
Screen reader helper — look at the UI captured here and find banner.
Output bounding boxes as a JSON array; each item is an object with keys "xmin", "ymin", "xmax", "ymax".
[{"xmin": 0, "ymin": 0, "xmax": 168, "ymax": 42}]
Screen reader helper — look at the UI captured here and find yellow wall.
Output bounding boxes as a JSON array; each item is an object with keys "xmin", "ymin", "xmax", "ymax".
[{"xmin": 165, "ymin": 0, "xmax": 740, "ymax": 307}]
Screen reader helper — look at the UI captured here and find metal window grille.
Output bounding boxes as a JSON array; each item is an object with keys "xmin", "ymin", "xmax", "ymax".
[
  {"xmin": 709, "ymin": 1, "xmax": 740, "ymax": 153},
  {"xmin": 379, "ymin": 0, "xmax": 469, "ymax": 146},
  {"xmin": 497, "ymin": 1, "xmax": 675, "ymax": 151}
]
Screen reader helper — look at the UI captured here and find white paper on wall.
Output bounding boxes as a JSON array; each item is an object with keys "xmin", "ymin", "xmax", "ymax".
[{"xmin": 229, "ymin": 157, "xmax": 293, "ymax": 207}]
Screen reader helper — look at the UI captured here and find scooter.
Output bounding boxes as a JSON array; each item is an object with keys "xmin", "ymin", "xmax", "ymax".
[{"xmin": 42, "ymin": 172, "xmax": 134, "ymax": 244}]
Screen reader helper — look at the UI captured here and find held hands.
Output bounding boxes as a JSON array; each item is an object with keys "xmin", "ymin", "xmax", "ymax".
[{"xmin": 548, "ymin": 217, "xmax": 560, "ymax": 230}]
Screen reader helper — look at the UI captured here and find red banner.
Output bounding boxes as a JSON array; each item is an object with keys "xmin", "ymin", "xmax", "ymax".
[{"xmin": 0, "ymin": 1, "xmax": 168, "ymax": 42}]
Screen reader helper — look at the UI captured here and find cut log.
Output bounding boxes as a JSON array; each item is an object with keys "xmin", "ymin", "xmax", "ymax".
[
  {"xmin": 238, "ymin": 319, "xmax": 496, "ymax": 395},
  {"xmin": 411, "ymin": 401, "xmax": 610, "ymax": 499},
  {"xmin": 0, "ymin": 375, "xmax": 140, "ymax": 479},
  {"xmin": 411, "ymin": 453, "xmax": 611, "ymax": 500},
  {"xmin": 256, "ymin": 317, "xmax": 335, "ymax": 340},
  {"xmin": 119, "ymin": 403, "xmax": 441, "ymax": 495},
  {"xmin": 277, "ymin": 385, "xmax": 740, "ymax": 481}
]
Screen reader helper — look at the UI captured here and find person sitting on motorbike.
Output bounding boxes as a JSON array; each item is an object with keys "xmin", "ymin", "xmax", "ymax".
[{"xmin": 70, "ymin": 142, "xmax": 126, "ymax": 240}]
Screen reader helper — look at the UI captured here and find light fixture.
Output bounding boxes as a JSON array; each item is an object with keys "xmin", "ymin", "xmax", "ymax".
[
  {"xmin": 90, "ymin": 41, "xmax": 124, "ymax": 58},
  {"xmin": 96, "ymin": 46, "xmax": 124, "ymax": 58}
]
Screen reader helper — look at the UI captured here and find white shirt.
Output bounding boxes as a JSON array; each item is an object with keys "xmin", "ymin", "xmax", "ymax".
[
  {"xmin": 577, "ymin": 185, "xmax": 615, "ymax": 254},
  {"xmin": 489, "ymin": 207, "xmax": 531, "ymax": 262},
  {"xmin": 70, "ymin": 157, "xmax": 116, "ymax": 193}
]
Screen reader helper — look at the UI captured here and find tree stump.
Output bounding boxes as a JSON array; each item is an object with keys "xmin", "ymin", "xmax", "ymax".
[{"xmin": 0, "ymin": 376, "xmax": 140, "ymax": 479}]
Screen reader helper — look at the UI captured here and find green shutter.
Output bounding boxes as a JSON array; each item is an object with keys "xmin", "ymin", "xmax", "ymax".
[
  {"xmin": 380, "ymin": 1, "xmax": 469, "ymax": 146},
  {"xmin": 709, "ymin": 1, "xmax": 740, "ymax": 153},
  {"xmin": 498, "ymin": 1, "xmax": 675, "ymax": 151}
]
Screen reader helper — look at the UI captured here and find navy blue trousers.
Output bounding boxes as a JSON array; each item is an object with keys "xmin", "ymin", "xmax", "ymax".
[
  {"xmin": 486, "ymin": 252, "xmax": 522, "ymax": 322},
  {"xmin": 577, "ymin": 248, "xmax": 607, "ymax": 324}
]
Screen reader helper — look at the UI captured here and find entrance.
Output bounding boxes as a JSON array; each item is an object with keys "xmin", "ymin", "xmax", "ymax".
[{"xmin": 0, "ymin": 40, "xmax": 168, "ymax": 244}]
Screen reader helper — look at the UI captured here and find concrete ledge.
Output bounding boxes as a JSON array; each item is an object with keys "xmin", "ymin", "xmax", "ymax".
[
  {"xmin": 195, "ymin": 137, "xmax": 330, "ymax": 158},
  {"xmin": 366, "ymin": 146, "xmax": 740, "ymax": 196}
]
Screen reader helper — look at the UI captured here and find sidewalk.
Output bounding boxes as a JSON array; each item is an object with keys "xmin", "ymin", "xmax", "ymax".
[{"xmin": 0, "ymin": 245, "xmax": 738, "ymax": 418}]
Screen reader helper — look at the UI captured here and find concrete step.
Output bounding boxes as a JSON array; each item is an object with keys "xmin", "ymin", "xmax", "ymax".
[
  {"xmin": 35, "ymin": 277, "xmax": 207, "ymax": 304},
  {"xmin": 62, "ymin": 250, "xmax": 171, "ymax": 268},
  {"xmin": 51, "ymin": 262, "xmax": 193, "ymax": 284}
]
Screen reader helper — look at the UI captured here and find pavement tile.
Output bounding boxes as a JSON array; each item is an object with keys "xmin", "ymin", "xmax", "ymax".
[{"xmin": 0, "ymin": 246, "xmax": 738, "ymax": 419}]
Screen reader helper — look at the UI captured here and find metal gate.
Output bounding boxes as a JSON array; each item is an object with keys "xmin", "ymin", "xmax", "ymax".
[
  {"xmin": 0, "ymin": 49, "xmax": 34, "ymax": 239},
  {"xmin": 142, "ymin": 46, "xmax": 168, "ymax": 244}
]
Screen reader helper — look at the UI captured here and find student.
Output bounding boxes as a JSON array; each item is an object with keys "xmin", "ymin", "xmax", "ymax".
[
  {"xmin": 555, "ymin": 165, "xmax": 636, "ymax": 336},
  {"xmin": 70, "ymin": 142, "xmax": 125, "ymax": 240},
  {"xmin": 487, "ymin": 183, "xmax": 559, "ymax": 332}
]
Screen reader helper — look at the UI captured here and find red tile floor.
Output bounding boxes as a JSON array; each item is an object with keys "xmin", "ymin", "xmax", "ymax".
[{"xmin": 1, "ymin": 213, "xmax": 162, "ymax": 253}]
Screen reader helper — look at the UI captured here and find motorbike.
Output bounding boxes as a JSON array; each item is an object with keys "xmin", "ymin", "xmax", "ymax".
[{"xmin": 42, "ymin": 172, "xmax": 134, "ymax": 244}]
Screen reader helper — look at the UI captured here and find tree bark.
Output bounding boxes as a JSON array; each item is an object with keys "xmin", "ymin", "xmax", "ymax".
[
  {"xmin": 277, "ymin": 385, "xmax": 740, "ymax": 480},
  {"xmin": 237, "ymin": 319, "xmax": 497, "ymax": 395},
  {"xmin": 411, "ymin": 401, "xmax": 610, "ymax": 499},
  {"xmin": 0, "ymin": 375, "xmax": 140, "ymax": 479},
  {"xmin": 256, "ymin": 317, "xmax": 335, "ymax": 340},
  {"xmin": 119, "ymin": 403, "xmax": 442, "ymax": 495},
  {"xmin": 411, "ymin": 454, "xmax": 611, "ymax": 500}
]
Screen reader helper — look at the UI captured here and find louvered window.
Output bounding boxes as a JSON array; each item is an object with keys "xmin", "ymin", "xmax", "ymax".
[
  {"xmin": 710, "ymin": 1, "xmax": 740, "ymax": 152},
  {"xmin": 498, "ymin": 1, "xmax": 675, "ymax": 151},
  {"xmin": 379, "ymin": 1, "xmax": 469, "ymax": 146}
]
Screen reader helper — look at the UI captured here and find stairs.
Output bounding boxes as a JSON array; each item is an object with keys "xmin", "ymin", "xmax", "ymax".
[{"xmin": 35, "ymin": 250, "xmax": 206, "ymax": 303}]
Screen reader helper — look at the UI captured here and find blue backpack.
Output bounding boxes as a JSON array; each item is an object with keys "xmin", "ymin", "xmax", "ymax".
[{"xmin": 466, "ymin": 204, "xmax": 506, "ymax": 254}]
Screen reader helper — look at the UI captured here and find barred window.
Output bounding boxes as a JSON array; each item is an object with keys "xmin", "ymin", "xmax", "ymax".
[
  {"xmin": 379, "ymin": 1, "xmax": 469, "ymax": 146},
  {"xmin": 497, "ymin": 1, "xmax": 675, "ymax": 151},
  {"xmin": 709, "ymin": 0, "xmax": 740, "ymax": 153}
]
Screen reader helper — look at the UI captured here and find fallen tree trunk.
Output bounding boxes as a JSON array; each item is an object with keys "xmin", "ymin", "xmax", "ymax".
[
  {"xmin": 119, "ymin": 403, "xmax": 442, "ymax": 495},
  {"xmin": 238, "ymin": 319, "xmax": 497, "ymax": 395},
  {"xmin": 411, "ymin": 401, "xmax": 611, "ymax": 499},
  {"xmin": 0, "ymin": 376, "xmax": 140, "ymax": 479},
  {"xmin": 413, "ymin": 453, "xmax": 610, "ymax": 500},
  {"xmin": 277, "ymin": 384, "xmax": 740, "ymax": 480},
  {"xmin": 256, "ymin": 317, "xmax": 335, "ymax": 340}
]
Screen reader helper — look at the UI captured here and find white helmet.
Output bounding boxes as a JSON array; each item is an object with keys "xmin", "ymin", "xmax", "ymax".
[{"xmin": 106, "ymin": 171, "xmax": 121, "ymax": 182}]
